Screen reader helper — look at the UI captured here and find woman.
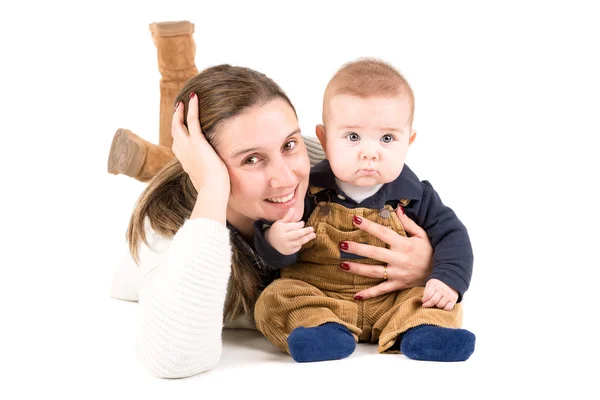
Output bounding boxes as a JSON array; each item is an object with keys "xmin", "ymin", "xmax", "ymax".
[{"xmin": 119, "ymin": 64, "xmax": 434, "ymax": 378}]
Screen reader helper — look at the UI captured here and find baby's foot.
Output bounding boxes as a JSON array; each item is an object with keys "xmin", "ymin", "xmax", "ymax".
[
  {"xmin": 287, "ymin": 322, "xmax": 356, "ymax": 363},
  {"xmin": 400, "ymin": 325, "xmax": 475, "ymax": 362}
]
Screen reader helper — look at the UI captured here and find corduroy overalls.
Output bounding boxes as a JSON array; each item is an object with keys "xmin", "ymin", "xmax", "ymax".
[{"xmin": 255, "ymin": 186, "xmax": 463, "ymax": 354}]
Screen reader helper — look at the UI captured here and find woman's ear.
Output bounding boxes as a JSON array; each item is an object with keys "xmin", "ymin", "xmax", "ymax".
[
  {"xmin": 315, "ymin": 124, "xmax": 327, "ymax": 153},
  {"xmin": 409, "ymin": 130, "xmax": 417, "ymax": 146}
]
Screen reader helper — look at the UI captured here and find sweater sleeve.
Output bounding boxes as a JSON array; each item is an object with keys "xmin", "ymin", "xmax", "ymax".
[
  {"xmin": 303, "ymin": 135, "xmax": 325, "ymax": 167},
  {"xmin": 415, "ymin": 181, "xmax": 474, "ymax": 302},
  {"xmin": 136, "ymin": 217, "xmax": 232, "ymax": 378}
]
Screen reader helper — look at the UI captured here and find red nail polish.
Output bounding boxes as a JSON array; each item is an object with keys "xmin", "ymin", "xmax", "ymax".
[
  {"xmin": 399, "ymin": 206, "xmax": 405, "ymax": 215},
  {"xmin": 354, "ymin": 295, "xmax": 363, "ymax": 300},
  {"xmin": 340, "ymin": 262, "xmax": 350, "ymax": 270},
  {"xmin": 339, "ymin": 242, "xmax": 349, "ymax": 250},
  {"xmin": 190, "ymin": 92, "xmax": 196, "ymax": 99},
  {"xmin": 352, "ymin": 216, "xmax": 362, "ymax": 225}
]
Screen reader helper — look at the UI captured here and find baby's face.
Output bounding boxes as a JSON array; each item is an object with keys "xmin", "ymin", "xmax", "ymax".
[{"xmin": 320, "ymin": 94, "xmax": 415, "ymax": 187}]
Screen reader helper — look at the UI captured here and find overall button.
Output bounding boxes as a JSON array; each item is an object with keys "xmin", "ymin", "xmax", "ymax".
[{"xmin": 379, "ymin": 208, "xmax": 391, "ymax": 219}]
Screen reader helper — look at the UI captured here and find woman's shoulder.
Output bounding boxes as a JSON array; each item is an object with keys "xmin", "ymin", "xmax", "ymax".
[
  {"xmin": 142, "ymin": 217, "xmax": 172, "ymax": 253},
  {"xmin": 302, "ymin": 135, "xmax": 325, "ymax": 167},
  {"xmin": 109, "ymin": 217, "xmax": 170, "ymax": 302},
  {"xmin": 144, "ymin": 216, "xmax": 232, "ymax": 252}
]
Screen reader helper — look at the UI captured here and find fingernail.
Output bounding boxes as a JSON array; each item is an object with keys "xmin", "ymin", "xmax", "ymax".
[
  {"xmin": 190, "ymin": 92, "xmax": 196, "ymax": 99},
  {"xmin": 352, "ymin": 216, "xmax": 362, "ymax": 225},
  {"xmin": 354, "ymin": 295, "xmax": 363, "ymax": 301},
  {"xmin": 339, "ymin": 241, "xmax": 349, "ymax": 250},
  {"xmin": 399, "ymin": 206, "xmax": 405, "ymax": 215},
  {"xmin": 340, "ymin": 262, "xmax": 350, "ymax": 270}
]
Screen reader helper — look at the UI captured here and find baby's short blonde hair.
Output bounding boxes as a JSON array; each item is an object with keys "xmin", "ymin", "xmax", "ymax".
[{"xmin": 323, "ymin": 57, "xmax": 415, "ymax": 125}]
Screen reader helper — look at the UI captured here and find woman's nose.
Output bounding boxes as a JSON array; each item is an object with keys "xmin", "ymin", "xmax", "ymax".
[{"xmin": 269, "ymin": 159, "xmax": 296, "ymax": 188}]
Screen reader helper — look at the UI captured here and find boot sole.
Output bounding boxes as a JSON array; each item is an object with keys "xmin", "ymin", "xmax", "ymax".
[
  {"xmin": 107, "ymin": 128, "xmax": 146, "ymax": 177},
  {"xmin": 149, "ymin": 20, "xmax": 195, "ymax": 37}
]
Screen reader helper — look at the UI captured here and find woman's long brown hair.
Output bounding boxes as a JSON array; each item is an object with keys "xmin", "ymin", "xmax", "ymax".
[{"xmin": 126, "ymin": 64, "xmax": 296, "ymax": 321}]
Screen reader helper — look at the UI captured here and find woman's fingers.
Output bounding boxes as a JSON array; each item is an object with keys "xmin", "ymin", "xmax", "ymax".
[
  {"xmin": 340, "ymin": 261, "xmax": 387, "ymax": 280},
  {"xmin": 171, "ymin": 142, "xmax": 180, "ymax": 160},
  {"xmin": 351, "ymin": 215, "xmax": 416, "ymax": 254},
  {"xmin": 171, "ymin": 101, "xmax": 187, "ymax": 141},
  {"xmin": 352, "ymin": 216, "xmax": 403, "ymax": 247},
  {"xmin": 186, "ymin": 92, "xmax": 204, "ymax": 140},
  {"xmin": 342, "ymin": 240, "xmax": 400, "ymax": 265},
  {"xmin": 353, "ymin": 280, "xmax": 398, "ymax": 300},
  {"xmin": 397, "ymin": 208, "xmax": 428, "ymax": 239}
]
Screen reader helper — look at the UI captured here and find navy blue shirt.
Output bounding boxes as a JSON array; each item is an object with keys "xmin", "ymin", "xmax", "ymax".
[
  {"xmin": 227, "ymin": 222, "xmax": 278, "ymax": 289},
  {"xmin": 254, "ymin": 160, "xmax": 474, "ymax": 301}
]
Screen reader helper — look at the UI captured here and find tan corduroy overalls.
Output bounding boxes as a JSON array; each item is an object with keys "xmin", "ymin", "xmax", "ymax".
[{"xmin": 254, "ymin": 185, "xmax": 463, "ymax": 354}]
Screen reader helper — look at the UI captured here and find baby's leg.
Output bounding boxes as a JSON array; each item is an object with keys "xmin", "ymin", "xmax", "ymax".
[
  {"xmin": 374, "ymin": 287, "xmax": 475, "ymax": 361},
  {"xmin": 254, "ymin": 278, "xmax": 361, "ymax": 363}
]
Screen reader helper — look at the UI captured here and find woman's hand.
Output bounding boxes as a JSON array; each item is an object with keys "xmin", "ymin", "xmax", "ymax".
[
  {"xmin": 171, "ymin": 92, "xmax": 230, "ymax": 195},
  {"xmin": 340, "ymin": 207, "xmax": 433, "ymax": 300}
]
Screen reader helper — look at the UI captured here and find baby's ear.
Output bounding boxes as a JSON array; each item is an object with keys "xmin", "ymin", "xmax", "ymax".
[
  {"xmin": 315, "ymin": 124, "xmax": 327, "ymax": 153},
  {"xmin": 409, "ymin": 130, "xmax": 417, "ymax": 146}
]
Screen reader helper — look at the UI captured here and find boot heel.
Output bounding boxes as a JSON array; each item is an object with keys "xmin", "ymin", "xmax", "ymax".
[{"xmin": 107, "ymin": 128, "xmax": 147, "ymax": 177}]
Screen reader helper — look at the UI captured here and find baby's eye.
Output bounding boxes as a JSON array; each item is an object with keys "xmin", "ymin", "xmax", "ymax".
[
  {"xmin": 381, "ymin": 134, "xmax": 395, "ymax": 143},
  {"xmin": 346, "ymin": 132, "xmax": 360, "ymax": 142},
  {"xmin": 283, "ymin": 140, "xmax": 296, "ymax": 151},
  {"xmin": 244, "ymin": 156, "xmax": 260, "ymax": 165}
]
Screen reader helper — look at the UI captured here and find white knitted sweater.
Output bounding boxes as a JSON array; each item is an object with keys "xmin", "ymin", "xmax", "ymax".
[{"xmin": 110, "ymin": 136, "xmax": 325, "ymax": 378}]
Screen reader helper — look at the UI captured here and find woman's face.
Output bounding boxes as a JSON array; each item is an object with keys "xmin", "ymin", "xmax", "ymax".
[{"xmin": 214, "ymin": 98, "xmax": 310, "ymax": 228}]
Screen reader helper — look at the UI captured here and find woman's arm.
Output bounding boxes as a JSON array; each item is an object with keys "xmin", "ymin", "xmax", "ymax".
[
  {"xmin": 137, "ymin": 95, "xmax": 233, "ymax": 378},
  {"xmin": 136, "ymin": 217, "xmax": 231, "ymax": 378}
]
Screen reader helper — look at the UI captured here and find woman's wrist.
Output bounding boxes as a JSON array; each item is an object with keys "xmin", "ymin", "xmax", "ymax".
[{"xmin": 190, "ymin": 187, "xmax": 229, "ymax": 224}]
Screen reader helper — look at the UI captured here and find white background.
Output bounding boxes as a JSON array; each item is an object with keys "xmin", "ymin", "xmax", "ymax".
[{"xmin": 1, "ymin": 0, "xmax": 598, "ymax": 399}]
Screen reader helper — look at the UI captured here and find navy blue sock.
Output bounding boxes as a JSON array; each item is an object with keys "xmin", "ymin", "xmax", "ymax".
[
  {"xmin": 287, "ymin": 322, "xmax": 356, "ymax": 363},
  {"xmin": 400, "ymin": 325, "xmax": 476, "ymax": 362}
]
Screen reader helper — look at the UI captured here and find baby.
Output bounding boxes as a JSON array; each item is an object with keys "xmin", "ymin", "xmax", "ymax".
[{"xmin": 253, "ymin": 58, "xmax": 475, "ymax": 363}]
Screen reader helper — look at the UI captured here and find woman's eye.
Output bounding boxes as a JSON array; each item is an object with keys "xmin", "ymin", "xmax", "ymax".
[
  {"xmin": 347, "ymin": 132, "xmax": 360, "ymax": 142},
  {"xmin": 381, "ymin": 134, "xmax": 395, "ymax": 143},
  {"xmin": 244, "ymin": 156, "xmax": 260, "ymax": 165},
  {"xmin": 283, "ymin": 140, "xmax": 296, "ymax": 151}
]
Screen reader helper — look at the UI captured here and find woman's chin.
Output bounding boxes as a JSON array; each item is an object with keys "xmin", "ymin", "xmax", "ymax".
[{"xmin": 264, "ymin": 194, "xmax": 304, "ymax": 221}]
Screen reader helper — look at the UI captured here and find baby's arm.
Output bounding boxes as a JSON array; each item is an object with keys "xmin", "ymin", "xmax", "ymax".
[
  {"xmin": 422, "ymin": 278, "xmax": 459, "ymax": 310},
  {"xmin": 253, "ymin": 208, "xmax": 315, "ymax": 269},
  {"xmin": 416, "ymin": 181, "xmax": 474, "ymax": 303}
]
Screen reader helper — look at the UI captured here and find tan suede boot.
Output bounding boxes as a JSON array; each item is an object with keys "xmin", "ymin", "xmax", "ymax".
[
  {"xmin": 149, "ymin": 20, "xmax": 199, "ymax": 148},
  {"xmin": 107, "ymin": 128, "xmax": 175, "ymax": 182}
]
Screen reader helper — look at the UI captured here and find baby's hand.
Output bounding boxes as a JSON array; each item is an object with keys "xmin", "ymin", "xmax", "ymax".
[
  {"xmin": 265, "ymin": 208, "xmax": 316, "ymax": 255},
  {"xmin": 422, "ymin": 278, "xmax": 458, "ymax": 310}
]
